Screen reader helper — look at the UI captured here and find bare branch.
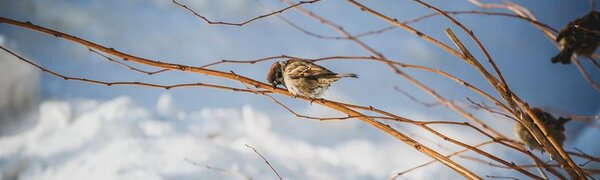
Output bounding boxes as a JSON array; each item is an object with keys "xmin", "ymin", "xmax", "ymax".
[
  {"xmin": 345, "ymin": 0, "xmax": 463, "ymax": 58},
  {"xmin": 463, "ymin": 155, "xmax": 599, "ymax": 179},
  {"xmin": 244, "ymin": 144, "xmax": 283, "ymax": 180},
  {"xmin": 389, "ymin": 141, "xmax": 494, "ymax": 180},
  {"xmin": 0, "ymin": 45, "xmax": 264, "ymax": 93},
  {"xmin": 393, "ymin": 86, "xmax": 440, "ymax": 107},
  {"xmin": 342, "ymin": 101, "xmax": 561, "ymax": 179},
  {"xmin": 466, "ymin": 98, "xmax": 516, "ymax": 121},
  {"xmin": 356, "ymin": 10, "xmax": 557, "ymax": 39},
  {"xmin": 572, "ymin": 148, "xmax": 600, "ymax": 165},
  {"xmin": 485, "ymin": 175, "xmax": 519, "ymax": 180},
  {"xmin": 272, "ymin": 9, "xmax": 557, "ymax": 41},
  {"xmin": 171, "ymin": 0, "xmax": 320, "ymax": 26},
  {"xmin": 89, "ymin": 48, "xmax": 169, "ymax": 75},
  {"xmin": 200, "ymin": 55, "xmax": 292, "ymax": 68},
  {"xmin": 185, "ymin": 158, "xmax": 253, "ymax": 180},
  {"xmin": 573, "ymin": 57, "xmax": 600, "ymax": 91},
  {"xmin": 588, "ymin": 57, "xmax": 600, "ymax": 69},
  {"xmin": 281, "ymin": 0, "xmax": 385, "ymax": 58},
  {"xmin": 394, "ymin": 87, "xmax": 486, "ymax": 111}
]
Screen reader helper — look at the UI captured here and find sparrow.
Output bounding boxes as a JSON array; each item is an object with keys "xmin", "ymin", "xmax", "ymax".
[
  {"xmin": 552, "ymin": 11, "xmax": 600, "ymax": 64},
  {"xmin": 266, "ymin": 59, "xmax": 358, "ymax": 98},
  {"xmin": 513, "ymin": 108, "xmax": 571, "ymax": 151}
]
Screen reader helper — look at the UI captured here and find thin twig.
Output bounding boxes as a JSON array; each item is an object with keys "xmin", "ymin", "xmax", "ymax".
[
  {"xmin": 573, "ymin": 148, "xmax": 600, "ymax": 166},
  {"xmin": 185, "ymin": 158, "xmax": 253, "ymax": 180},
  {"xmin": 466, "ymin": 98, "xmax": 516, "ymax": 121},
  {"xmin": 464, "ymin": 154, "xmax": 599, "ymax": 179},
  {"xmin": 281, "ymin": 0, "xmax": 385, "ymax": 58},
  {"xmin": 485, "ymin": 175, "xmax": 519, "ymax": 180},
  {"xmin": 341, "ymin": 101, "xmax": 560, "ymax": 179},
  {"xmin": 588, "ymin": 57, "xmax": 600, "ymax": 69},
  {"xmin": 200, "ymin": 55, "xmax": 292, "ymax": 68},
  {"xmin": 394, "ymin": 87, "xmax": 485, "ymax": 110},
  {"xmin": 573, "ymin": 57, "xmax": 600, "ymax": 91},
  {"xmin": 393, "ymin": 86, "xmax": 440, "ymax": 107},
  {"xmin": 355, "ymin": 10, "xmax": 557, "ymax": 39},
  {"xmin": 89, "ymin": 48, "xmax": 169, "ymax": 75},
  {"xmin": 389, "ymin": 141, "xmax": 494, "ymax": 180},
  {"xmin": 171, "ymin": 0, "xmax": 320, "ymax": 26},
  {"xmin": 0, "ymin": 45, "xmax": 266, "ymax": 93},
  {"xmin": 244, "ymin": 144, "xmax": 283, "ymax": 180}
]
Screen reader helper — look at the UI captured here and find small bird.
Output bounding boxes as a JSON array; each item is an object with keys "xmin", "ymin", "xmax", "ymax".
[
  {"xmin": 552, "ymin": 11, "xmax": 600, "ymax": 64},
  {"xmin": 513, "ymin": 108, "xmax": 571, "ymax": 151},
  {"xmin": 266, "ymin": 59, "xmax": 358, "ymax": 98}
]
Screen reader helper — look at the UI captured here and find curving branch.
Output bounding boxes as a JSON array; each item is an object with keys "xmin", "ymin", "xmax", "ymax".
[
  {"xmin": 573, "ymin": 57, "xmax": 600, "ymax": 91},
  {"xmin": 0, "ymin": 45, "xmax": 263, "ymax": 93},
  {"xmin": 588, "ymin": 57, "xmax": 600, "ymax": 69},
  {"xmin": 185, "ymin": 158, "xmax": 253, "ymax": 180},
  {"xmin": 393, "ymin": 86, "xmax": 441, "ymax": 107},
  {"xmin": 89, "ymin": 48, "xmax": 169, "ymax": 75},
  {"xmin": 245, "ymin": 144, "xmax": 283, "ymax": 180},
  {"xmin": 171, "ymin": 0, "xmax": 320, "ymax": 26},
  {"xmin": 295, "ymin": 10, "xmax": 558, "ymax": 40},
  {"xmin": 389, "ymin": 141, "xmax": 494, "ymax": 180},
  {"xmin": 466, "ymin": 98, "xmax": 516, "ymax": 121}
]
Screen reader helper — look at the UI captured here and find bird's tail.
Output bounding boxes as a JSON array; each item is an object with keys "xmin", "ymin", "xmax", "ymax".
[
  {"xmin": 551, "ymin": 48, "xmax": 575, "ymax": 64},
  {"xmin": 336, "ymin": 73, "xmax": 359, "ymax": 78}
]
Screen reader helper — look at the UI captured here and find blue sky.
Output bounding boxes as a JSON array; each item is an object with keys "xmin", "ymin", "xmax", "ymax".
[
  {"xmin": 0, "ymin": 0, "xmax": 597, "ymax": 113},
  {"xmin": 0, "ymin": 0, "xmax": 599, "ymax": 179}
]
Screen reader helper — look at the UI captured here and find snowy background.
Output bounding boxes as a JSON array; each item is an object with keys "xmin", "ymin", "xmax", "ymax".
[{"xmin": 0, "ymin": 0, "xmax": 599, "ymax": 179}]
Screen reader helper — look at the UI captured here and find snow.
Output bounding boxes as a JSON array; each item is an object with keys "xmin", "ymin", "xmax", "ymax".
[
  {"xmin": 0, "ymin": 36, "xmax": 39, "ymax": 136},
  {"xmin": 0, "ymin": 94, "xmax": 467, "ymax": 180}
]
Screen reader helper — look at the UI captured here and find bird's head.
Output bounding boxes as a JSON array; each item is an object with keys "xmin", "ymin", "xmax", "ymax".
[{"xmin": 266, "ymin": 61, "xmax": 286, "ymax": 89}]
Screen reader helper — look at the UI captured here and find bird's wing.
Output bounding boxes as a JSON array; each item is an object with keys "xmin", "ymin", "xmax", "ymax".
[
  {"xmin": 286, "ymin": 63, "xmax": 311, "ymax": 79},
  {"xmin": 305, "ymin": 63, "xmax": 334, "ymax": 76},
  {"xmin": 287, "ymin": 60, "xmax": 333, "ymax": 79}
]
